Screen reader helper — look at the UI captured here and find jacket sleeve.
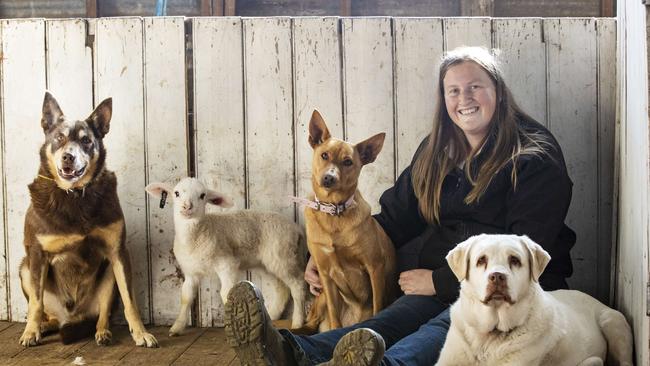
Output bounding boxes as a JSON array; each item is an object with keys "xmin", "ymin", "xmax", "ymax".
[{"xmin": 505, "ymin": 152, "xmax": 574, "ymax": 277}]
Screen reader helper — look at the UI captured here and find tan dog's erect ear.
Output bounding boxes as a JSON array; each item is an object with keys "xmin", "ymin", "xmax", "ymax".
[
  {"xmin": 520, "ymin": 235, "xmax": 551, "ymax": 283},
  {"xmin": 206, "ymin": 189, "xmax": 234, "ymax": 208},
  {"xmin": 308, "ymin": 110, "xmax": 331, "ymax": 148},
  {"xmin": 41, "ymin": 91, "xmax": 65, "ymax": 134},
  {"xmin": 87, "ymin": 97, "xmax": 113, "ymax": 138},
  {"xmin": 145, "ymin": 182, "xmax": 174, "ymax": 198},
  {"xmin": 446, "ymin": 235, "xmax": 480, "ymax": 282},
  {"xmin": 355, "ymin": 132, "xmax": 386, "ymax": 165}
]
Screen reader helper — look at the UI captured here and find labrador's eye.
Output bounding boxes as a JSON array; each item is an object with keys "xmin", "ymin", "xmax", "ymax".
[
  {"xmin": 476, "ymin": 255, "xmax": 487, "ymax": 267},
  {"xmin": 509, "ymin": 256, "xmax": 521, "ymax": 267}
]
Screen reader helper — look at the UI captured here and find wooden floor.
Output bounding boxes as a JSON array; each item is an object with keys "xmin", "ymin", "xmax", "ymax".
[{"xmin": 0, "ymin": 321, "xmax": 239, "ymax": 365}]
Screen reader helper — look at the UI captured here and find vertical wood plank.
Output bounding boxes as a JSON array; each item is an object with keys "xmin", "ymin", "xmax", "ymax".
[
  {"xmin": 545, "ymin": 18, "xmax": 598, "ymax": 296},
  {"xmin": 224, "ymin": 0, "xmax": 236, "ymax": 16},
  {"xmin": 393, "ymin": 18, "xmax": 444, "ymax": 174},
  {"xmin": 444, "ymin": 17, "xmax": 491, "ymax": 51},
  {"xmin": 1, "ymin": 19, "xmax": 46, "ymax": 321},
  {"xmin": 86, "ymin": 0, "xmax": 98, "ymax": 17},
  {"xmin": 460, "ymin": 0, "xmax": 495, "ymax": 16},
  {"xmin": 46, "ymin": 19, "xmax": 93, "ymax": 118},
  {"xmin": 193, "ymin": 17, "xmax": 245, "ymax": 327},
  {"xmin": 493, "ymin": 18, "xmax": 547, "ymax": 125},
  {"xmin": 342, "ymin": 17, "xmax": 394, "ymax": 213},
  {"xmin": 244, "ymin": 17, "xmax": 294, "ymax": 318},
  {"xmin": 293, "ymin": 17, "xmax": 343, "ymax": 225},
  {"xmin": 95, "ymin": 17, "xmax": 150, "ymax": 323},
  {"xmin": 144, "ymin": 17, "xmax": 188, "ymax": 326},
  {"xmin": 596, "ymin": 18, "xmax": 616, "ymax": 304}
]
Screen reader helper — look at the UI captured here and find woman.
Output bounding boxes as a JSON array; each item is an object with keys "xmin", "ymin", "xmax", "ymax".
[{"xmin": 224, "ymin": 46, "xmax": 576, "ymax": 366}]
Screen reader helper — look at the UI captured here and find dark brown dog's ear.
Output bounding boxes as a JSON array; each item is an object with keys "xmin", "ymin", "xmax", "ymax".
[
  {"xmin": 87, "ymin": 97, "xmax": 112, "ymax": 138},
  {"xmin": 41, "ymin": 91, "xmax": 64, "ymax": 134},
  {"xmin": 355, "ymin": 132, "xmax": 385, "ymax": 165},
  {"xmin": 308, "ymin": 110, "xmax": 331, "ymax": 148}
]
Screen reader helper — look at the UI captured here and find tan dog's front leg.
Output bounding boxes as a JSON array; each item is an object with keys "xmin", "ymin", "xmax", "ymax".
[
  {"xmin": 20, "ymin": 259, "xmax": 48, "ymax": 347},
  {"xmin": 112, "ymin": 251, "xmax": 158, "ymax": 348},
  {"xmin": 314, "ymin": 253, "xmax": 342, "ymax": 329},
  {"xmin": 367, "ymin": 264, "xmax": 385, "ymax": 315}
]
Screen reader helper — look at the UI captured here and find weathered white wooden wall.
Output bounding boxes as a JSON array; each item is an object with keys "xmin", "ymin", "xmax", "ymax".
[
  {"xmin": 0, "ymin": 17, "xmax": 616, "ymax": 329},
  {"xmin": 616, "ymin": 1, "xmax": 650, "ymax": 364}
]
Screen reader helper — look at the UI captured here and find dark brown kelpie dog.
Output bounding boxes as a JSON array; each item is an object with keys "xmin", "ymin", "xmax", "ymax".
[
  {"xmin": 299, "ymin": 110, "xmax": 397, "ymax": 333},
  {"xmin": 18, "ymin": 92, "xmax": 157, "ymax": 347}
]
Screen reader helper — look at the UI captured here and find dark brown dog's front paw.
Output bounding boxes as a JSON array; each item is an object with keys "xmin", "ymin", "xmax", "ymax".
[
  {"xmin": 19, "ymin": 325, "xmax": 41, "ymax": 347},
  {"xmin": 95, "ymin": 329, "xmax": 112, "ymax": 346}
]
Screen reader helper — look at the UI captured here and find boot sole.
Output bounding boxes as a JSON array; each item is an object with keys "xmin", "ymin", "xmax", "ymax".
[
  {"xmin": 325, "ymin": 328, "xmax": 385, "ymax": 366},
  {"xmin": 224, "ymin": 281, "xmax": 271, "ymax": 366}
]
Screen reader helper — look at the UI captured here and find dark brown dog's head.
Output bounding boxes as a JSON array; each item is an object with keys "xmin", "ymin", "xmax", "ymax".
[
  {"xmin": 39, "ymin": 92, "xmax": 112, "ymax": 191},
  {"xmin": 308, "ymin": 110, "xmax": 385, "ymax": 200}
]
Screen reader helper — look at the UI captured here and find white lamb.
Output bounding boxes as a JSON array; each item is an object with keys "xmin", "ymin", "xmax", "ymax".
[{"xmin": 145, "ymin": 177, "xmax": 308, "ymax": 336}]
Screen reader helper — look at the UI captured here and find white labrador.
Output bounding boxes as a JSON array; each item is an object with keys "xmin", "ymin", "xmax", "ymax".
[{"xmin": 436, "ymin": 234, "xmax": 633, "ymax": 366}]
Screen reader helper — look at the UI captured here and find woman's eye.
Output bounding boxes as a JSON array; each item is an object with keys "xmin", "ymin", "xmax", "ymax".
[
  {"xmin": 321, "ymin": 152, "xmax": 329, "ymax": 160},
  {"xmin": 199, "ymin": 193, "xmax": 205, "ymax": 200},
  {"xmin": 447, "ymin": 89, "xmax": 459, "ymax": 96},
  {"xmin": 174, "ymin": 191, "xmax": 180, "ymax": 197}
]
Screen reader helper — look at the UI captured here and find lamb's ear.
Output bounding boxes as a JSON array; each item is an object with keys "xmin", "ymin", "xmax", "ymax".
[
  {"xmin": 145, "ymin": 182, "xmax": 173, "ymax": 198},
  {"xmin": 520, "ymin": 235, "xmax": 551, "ymax": 283},
  {"xmin": 308, "ymin": 110, "xmax": 331, "ymax": 148},
  {"xmin": 446, "ymin": 235, "xmax": 481, "ymax": 282},
  {"xmin": 206, "ymin": 189, "xmax": 234, "ymax": 208}
]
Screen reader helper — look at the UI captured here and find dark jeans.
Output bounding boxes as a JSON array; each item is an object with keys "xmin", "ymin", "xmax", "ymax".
[{"xmin": 280, "ymin": 295, "xmax": 450, "ymax": 366}]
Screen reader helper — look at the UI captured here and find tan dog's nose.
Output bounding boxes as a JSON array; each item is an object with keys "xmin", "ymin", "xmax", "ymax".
[{"xmin": 488, "ymin": 272, "xmax": 506, "ymax": 285}]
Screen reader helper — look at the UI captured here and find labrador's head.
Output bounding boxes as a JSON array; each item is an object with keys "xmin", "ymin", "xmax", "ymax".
[{"xmin": 446, "ymin": 234, "xmax": 550, "ymax": 307}]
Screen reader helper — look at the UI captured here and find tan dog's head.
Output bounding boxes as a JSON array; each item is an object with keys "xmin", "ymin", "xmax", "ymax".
[
  {"xmin": 446, "ymin": 234, "xmax": 550, "ymax": 306},
  {"xmin": 308, "ymin": 110, "xmax": 385, "ymax": 199}
]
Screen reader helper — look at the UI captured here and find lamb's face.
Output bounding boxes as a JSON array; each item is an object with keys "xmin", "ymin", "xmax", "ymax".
[{"xmin": 172, "ymin": 178, "xmax": 209, "ymax": 219}]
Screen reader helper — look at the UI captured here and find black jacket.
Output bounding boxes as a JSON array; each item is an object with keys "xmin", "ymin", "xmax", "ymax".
[{"xmin": 374, "ymin": 119, "xmax": 576, "ymax": 304}]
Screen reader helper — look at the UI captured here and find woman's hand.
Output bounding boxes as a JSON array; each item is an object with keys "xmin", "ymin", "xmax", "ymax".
[
  {"xmin": 398, "ymin": 269, "xmax": 436, "ymax": 296},
  {"xmin": 304, "ymin": 256, "xmax": 322, "ymax": 296}
]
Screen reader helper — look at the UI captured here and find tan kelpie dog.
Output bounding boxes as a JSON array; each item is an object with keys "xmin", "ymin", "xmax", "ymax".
[{"xmin": 297, "ymin": 110, "xmax": 397, "ymax": 333}]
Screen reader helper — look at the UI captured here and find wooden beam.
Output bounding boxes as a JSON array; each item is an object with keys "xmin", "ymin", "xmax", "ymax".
[
  {"xmin": 224, "ymin": 0, "xmax": 236, "ymax": 16},
  {"xmin": 200, "ymin": 0, "xmax": 211, "ymax": 15},
  {"xmin": 340, "ymin": 0, "xmax": 352, "ymax": 16},
  {"xmin": 86, "ymin": 0, "xmax": 98, "ymax": 17},
  {"xmin": 600, "ymin": 0, "xmax": 614, "ymax": 16},
  {"xmin": 213, "ymin": 0, "xmax": 224, "ymax": 16},
  {"xmin": 460, "ymin": 0, "xmax": 494, "ymax": 17}
]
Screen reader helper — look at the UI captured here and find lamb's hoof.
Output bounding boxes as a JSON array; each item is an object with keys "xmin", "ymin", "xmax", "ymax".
[
  {"xmin": 319, "ymin": 328, "xmax": 385, "ymax": 366},
  {"xmin": 169, "ymin": 323, "xmax": 185, "ymax": 337}
]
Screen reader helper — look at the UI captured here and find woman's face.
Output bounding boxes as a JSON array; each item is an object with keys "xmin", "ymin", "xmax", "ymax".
[{"xmin": 443, "ymin": 61, "xmax": 497, "ymax": 149}]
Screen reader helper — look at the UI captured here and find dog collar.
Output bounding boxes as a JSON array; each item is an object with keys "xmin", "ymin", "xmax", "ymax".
[
  {"xmin": 38, "ymin": 174, "xmax": 86, "ymax": 197},
  {"xmin": 288, "ymin": 195, "xmax": 356, "ymax": 216}
]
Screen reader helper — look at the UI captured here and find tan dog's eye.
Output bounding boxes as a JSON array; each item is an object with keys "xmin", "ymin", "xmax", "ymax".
[
  {"xmin": 476, "ymin": 255, "xmax": 487, "ymax": 266},
  {"xmin": 343, "ymin": 159, "xmax": 353, "ymax": 166},
  {"xmin": 509, "ymin": 256, "xmax": 521, "ymax": 267},
  {"xmin": 321, "ymin": 152, "xmax": 329, "ymax": 160}
]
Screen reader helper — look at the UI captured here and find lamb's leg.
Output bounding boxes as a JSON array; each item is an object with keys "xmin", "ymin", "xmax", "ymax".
[
  {"xmin": 256, "ymin": 271, "xmax": 288, "ymax": 321},
  {"xmin": 286, "ymin": 277, "xmax": 306, "ymax": 328},
  {"xmin": 169, "ymin": 275, "xmax": 199, "ymax": 336},
  {"xmin": 216, "ymin": 262, "xmax": 243, "ymax": 306}
]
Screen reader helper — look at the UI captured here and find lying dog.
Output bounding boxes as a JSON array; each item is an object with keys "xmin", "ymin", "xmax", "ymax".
[
  {"xmin": 18, "ymin": 92, "xmax": 157, "ymax": 347},
  {"xmin": 296, "ymin": 110, "xmax": 397, "ymax": 332},
  {"xmin": 436, "ymin": 234, "xmax": 633, "ymax": 366}
]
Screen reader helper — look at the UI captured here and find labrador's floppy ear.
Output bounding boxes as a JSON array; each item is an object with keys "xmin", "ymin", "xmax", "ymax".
[
  {"xmin": 446, "ymin": 235, "xmax": 481, "ymax": 282},
  {"xmin": 519, "ymin": 235, "xmax": 551, "ymax": 283}
]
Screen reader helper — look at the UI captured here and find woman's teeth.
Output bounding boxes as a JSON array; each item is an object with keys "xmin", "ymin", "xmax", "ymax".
[{"xmin": 459, "ymin": 107, "xmax": 479, "ymax": 115}]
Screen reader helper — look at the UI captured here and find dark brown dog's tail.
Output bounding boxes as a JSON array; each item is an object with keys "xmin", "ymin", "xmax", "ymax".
[{"xmin": 59, "ymin": 317, "xmax": 97, "ymax": 344}]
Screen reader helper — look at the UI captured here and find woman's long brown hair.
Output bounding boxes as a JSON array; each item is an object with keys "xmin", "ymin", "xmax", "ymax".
[{"xmin": 412, "ymin": 47, "xmax": 550, "ymax": 224}]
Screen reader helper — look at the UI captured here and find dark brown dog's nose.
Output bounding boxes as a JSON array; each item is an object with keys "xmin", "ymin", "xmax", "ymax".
[
  {"xmin": 488, "ymin": 272, "xmax": 506, "ymax": 285},
  {"xmin": 62, "ymin": 153, "xmax": 75, "ymax": 163},
  {"xmin": 322, "ymin": 174, "xmax": 337, "ymax": 188}
]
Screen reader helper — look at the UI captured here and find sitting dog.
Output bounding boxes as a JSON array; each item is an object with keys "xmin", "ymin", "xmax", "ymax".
[
  {"xmin": 296, "ymin": 110, "xmax": 397, "ymax": 332},
  {"xmin": 436, "ymin": 234, "xmax": 633, "ymax": 366},
  {"xmin": 18, "ymin": 92, "xmax": 157, "ymax": 347}
]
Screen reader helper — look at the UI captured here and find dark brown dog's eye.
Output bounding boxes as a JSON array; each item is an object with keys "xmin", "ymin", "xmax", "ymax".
[
  {"xmin": 321, "ymin": 152, "xmax": 329, "ymax": 160},
  {"xmin": 199, "ymin": 193, "xmax": 205, "ymax": 200},
  {"xmin": 56, "ymin": 134, "xmax": 65, "ymax": 143},
  {"xmin": 477, "ymin": 255, "xmax": 487, "ymax": 266},
  {"xmin": 80, "ymin": 136, "xmax": 91, "ymax": 144},
  {"xmin": 174, "ymin": 191, "xmax": 179, "ymax": 197},
  {"xmin": 509, "ymin": 256, "xmax": 521, "ymax": 267},
  {"xmin": 343, "ymin": 159, "xmax": 353, "ymax": 166}
]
